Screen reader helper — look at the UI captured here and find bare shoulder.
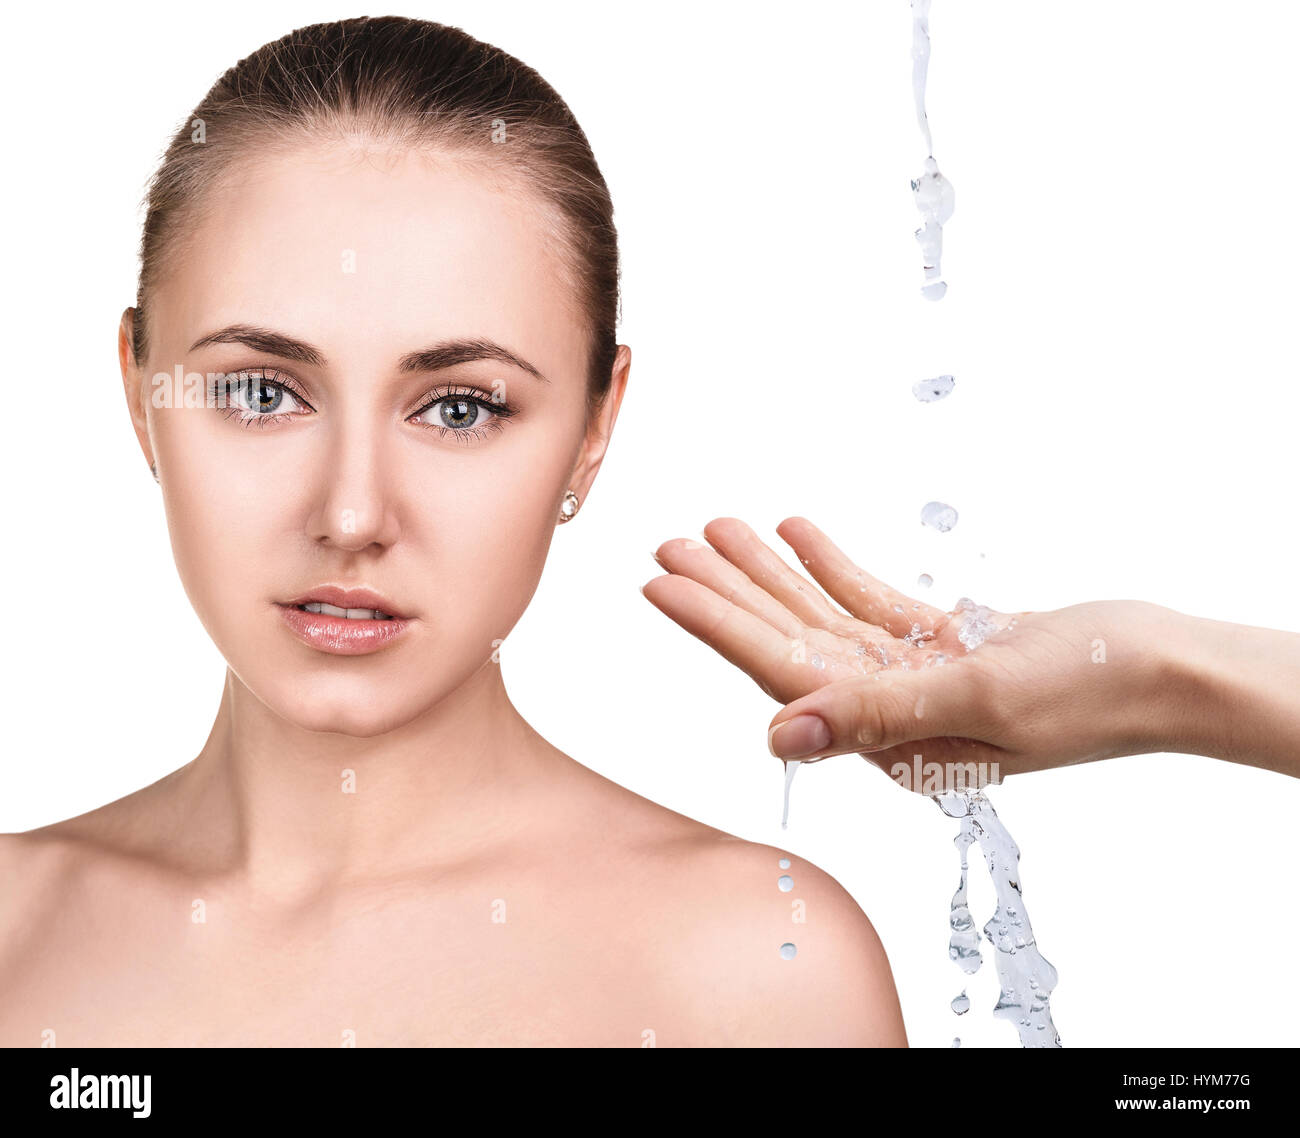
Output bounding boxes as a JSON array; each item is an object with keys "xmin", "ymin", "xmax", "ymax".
[
  {"xmin": 551, "ymin": 758, "xmax": 906, "ymax": 1046},
  {"xmin": 0, "ymin": 785, "xmax": 172, "ymax": 959},
  {"xmin": 0, "ymin": 831, "xmax": 85, "ymax": 966},
  {"xmin": 0, "ymin": 829, "xmax": 80, "ymax": 900},
  {"xmin": 649, "ymin": 834, "xmax": 907, "ymax": 1046}
]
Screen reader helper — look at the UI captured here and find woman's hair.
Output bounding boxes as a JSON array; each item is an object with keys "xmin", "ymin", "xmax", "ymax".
[{"xmin": 132, "ymin": 16, "xmax": 620, "ymax": 413}]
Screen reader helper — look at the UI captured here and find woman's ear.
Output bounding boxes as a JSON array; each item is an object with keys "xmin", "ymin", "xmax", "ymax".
[
  {"xmin": 567, "ymin": 343, "xmax": 631, "ymax": 508},
  {"xmin": 118, "ymin": 306, "xmax": 155, "ymax": 469}
]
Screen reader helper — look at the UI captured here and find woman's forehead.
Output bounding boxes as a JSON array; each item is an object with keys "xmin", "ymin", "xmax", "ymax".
[{"xmin": 155, "ymin": 144, "xmax": 588, "ymax": 373}]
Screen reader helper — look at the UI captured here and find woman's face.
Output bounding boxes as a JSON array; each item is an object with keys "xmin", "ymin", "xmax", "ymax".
[{"xmin": 121, "ymin": 143, "xmax": 625, "ymax": 736}]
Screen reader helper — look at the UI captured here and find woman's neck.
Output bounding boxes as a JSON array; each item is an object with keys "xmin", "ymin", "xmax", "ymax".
[{"xmin": 164, "ymin": 663, "xmax": 564, "ymax": 900}]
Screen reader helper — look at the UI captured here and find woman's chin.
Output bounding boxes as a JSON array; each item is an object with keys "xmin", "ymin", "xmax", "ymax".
[
  {"xmin": 279, "ymin": 700, "xmax": 415, "ymax": 738},
  {"xmin": 243, "ymin": 675, "xmax": 431, "ymax": 738}
]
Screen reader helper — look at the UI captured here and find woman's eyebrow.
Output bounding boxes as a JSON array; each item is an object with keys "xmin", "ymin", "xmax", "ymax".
[
  {"xmin": 187, "ymin": 324, "xmax": 550, "ymax": 382},
  {"xmin": 189, "ymin": 325, "xmax": 324, "ymax": 365},
  {"xmin": 399, "ymin": 339, "xmax": 550, "ymax": 383}
]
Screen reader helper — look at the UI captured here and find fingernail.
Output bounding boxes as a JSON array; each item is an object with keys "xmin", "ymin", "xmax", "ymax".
[{"xmin": 768, "ymin": 714, "xmax": 831, "ymax": 759}]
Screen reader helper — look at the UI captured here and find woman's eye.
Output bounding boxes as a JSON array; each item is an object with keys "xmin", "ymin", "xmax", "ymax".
[
  {"xmin": 410, "ymin": 396, "xmax": 500, "ymax": 433},
  {"xmin": 222, "ymin": 375, "xmax": 306, "ymax": 421}
]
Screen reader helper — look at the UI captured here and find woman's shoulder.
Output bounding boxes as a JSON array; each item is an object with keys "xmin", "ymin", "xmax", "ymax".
[
  {"xmin": 566, "ymin": 770, "xmax": 908, "ymax": 1046},
  {"xmin": 648, "ymin": 833, "xmax": 907, "ymax": 1046},
  {"xmin": 0, "ymin": 829, "xmax": 87, "ymax": 965},
  {"xmin": 0, "ymin": 808, "xmax": 154, "ymax": 942},
  {"xmin": 0, "ymin": 827, "xmax": 81, "ymax": 890}
]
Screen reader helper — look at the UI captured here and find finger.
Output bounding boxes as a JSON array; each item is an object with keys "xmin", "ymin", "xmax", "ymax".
[
  {"xmin": 699, "ymin": 517, "xmax": 848, "ymax": 629},
  {"xmin": 775, "ymin": 516, "xmax": 949, "ymax": 638},
  {"xmin": 641, "ymin": 573, "xmax": 861, "ymax": 703},
  {"xmin": 652, "ymin": 536, "xmax": 805, "ymax": 639},
  {"xmin": 765, "ymin": 661, "xmax": 996, "ymax": 760}
]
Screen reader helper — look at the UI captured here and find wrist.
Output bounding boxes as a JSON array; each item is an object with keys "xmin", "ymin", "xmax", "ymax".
[
  {"xmin": 1140, "ymin": 604, "xmax": 1225, "ymax": 759},
  {"xmin": 1144, "ymin": 603, "xmax": 1300, "ymax": 774}
]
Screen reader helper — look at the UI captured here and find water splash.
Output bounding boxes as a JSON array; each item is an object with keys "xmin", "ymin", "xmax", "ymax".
[
  {"xmin": 911, "ymin": 0, "xmax": 935, "ymax": 153},
  {"xmin": 946, "ymin": 812, "xmax": 982, "ymax": 974},
  {"xmin": 904, "ymin": 621, "xmax": 935, "ymax": 647},
  {"xmin": 953, "ymin": 597, "xmax": 1017, "ymax": 651},
  {"xmin": 910, "ymin": 0, "xmax": 955, "ymax": 299},
  {"xmin": 905, "ymin": 4, "xmax": 1057, "ymax": 1049},
  {"xmin": 935, "ymin": 788, "xmax": 1061, "ymax": 1047}
]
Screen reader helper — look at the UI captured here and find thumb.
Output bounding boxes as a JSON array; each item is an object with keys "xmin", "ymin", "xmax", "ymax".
[{"xmin": 766, "ymin": 664, "xmax": 992, "ymax": 761}]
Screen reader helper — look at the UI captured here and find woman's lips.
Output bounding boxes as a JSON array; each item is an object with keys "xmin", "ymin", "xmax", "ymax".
[
  {"xmin": 276, "ymin": 602, "xmax": 413, "ymax": 655},
  {"xmin": 282, "ymin": 585, "xmax": 411, "ymax": 619}
]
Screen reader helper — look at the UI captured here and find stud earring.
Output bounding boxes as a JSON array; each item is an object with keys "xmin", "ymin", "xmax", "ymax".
[{"xmin": 557, "ymin": 489, "xmax": 579, "ymax": 524}]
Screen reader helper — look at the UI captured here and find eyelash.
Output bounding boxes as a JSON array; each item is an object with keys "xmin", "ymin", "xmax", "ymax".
[
  {"xmin": 209, "ymin": 369, "xmax": 313, "ymax": 429},
  {"xmin": 410, "ymin": 383, "xmax": 518, "ymax": 443},
  {"xmin": 207, "ymin": 370, "xmax": 517, "ymax": 442}
]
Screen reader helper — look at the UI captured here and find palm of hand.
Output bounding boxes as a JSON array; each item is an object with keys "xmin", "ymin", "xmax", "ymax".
[
  {"xmin": 645, "ymin": 517, "xmax": 1021, "ymax": 756},
  {"xmin": 645, "ymin": 519, "xmax": 1157, "ymax": 779}
]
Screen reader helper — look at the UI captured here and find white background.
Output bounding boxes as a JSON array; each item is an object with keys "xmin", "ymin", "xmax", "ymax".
[{"xmin": 2, "ymin": 1, "xmax": 1296, "ymax": 1047}]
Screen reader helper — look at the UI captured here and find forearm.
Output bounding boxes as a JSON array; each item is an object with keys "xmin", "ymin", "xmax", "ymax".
[{"xmin": 1151, "ymin": 605, "xmax": 1300, "ymax": 777}]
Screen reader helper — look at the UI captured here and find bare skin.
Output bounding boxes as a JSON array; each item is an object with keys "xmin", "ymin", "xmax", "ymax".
[
  {"xmin": 0, "ymin": 721, "xmax": 902, "ymax": 1046},
  {"xmin": 645, "ymin": 516, "xmax": 1300, "ymax": 786},
  {"xmin": 0, "ymin": 145, "xmax": 905, "ymax": 1048}
]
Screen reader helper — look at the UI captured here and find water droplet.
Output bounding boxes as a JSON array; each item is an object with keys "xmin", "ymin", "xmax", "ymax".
[
  {"xmin": 777, "ymin": 875, "xmax": 794, "ymax": 893},
  {"xmin": 950, "ymin": 991, "xmax": 970, "ymax": 1015},
  {"xmin": 778, "ymin": 857, "xmax": 790, "ymax": 869},
  {"xmin": 921, "ymin": 501, "xmax": 958, "ymax": 532},
  {"xmin": 917, "ymin": 573, "xmax": 933, "ymax": 588},
  {"xmin": 912, "ymin": 374, "xmax": 955, "ymax": 402},
  {"xmin": 779, "ymin": 942, "xmax": 797, "ymax": 960}
]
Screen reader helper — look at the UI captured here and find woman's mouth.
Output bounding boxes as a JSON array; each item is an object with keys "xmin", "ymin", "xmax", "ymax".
[
  {"xmin": 296, "ymin": 601, "xmax": 394, "ymax": 620},
  {"xmin": 276, "ymin": 587, "xmax": 414, "ymax": 655}
]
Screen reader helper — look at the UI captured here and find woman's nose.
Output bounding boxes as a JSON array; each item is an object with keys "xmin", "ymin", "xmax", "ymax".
[{"xmin": 306, "ymin": 427, "xmax": 402, "ymax": 551}]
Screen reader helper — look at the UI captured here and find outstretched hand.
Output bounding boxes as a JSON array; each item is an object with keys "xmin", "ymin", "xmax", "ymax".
[{"xmin": 643, "ymin": 517, "xmax": 1177, "ymax": 790}]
